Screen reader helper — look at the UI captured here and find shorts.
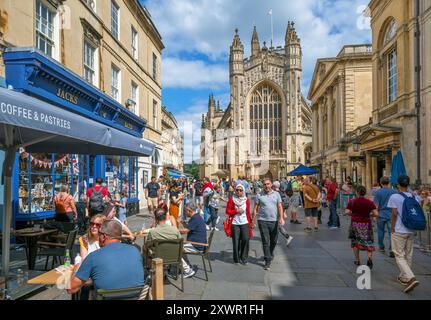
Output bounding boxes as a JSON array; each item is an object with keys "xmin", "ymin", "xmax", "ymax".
[
  {"xmin": 147, "ymin": 197, "xmax": 158, "ymax": 209},
  {"xmin": 195, "ymin": 196, "xmax": 204, "ymax": 205},
  {"xmin": 289, "ymin": 195, "xmax": 301, "ymax": 209},
  {"xmin": 305, "ymin": 207, "xmax": 318, "ymax": 217}
]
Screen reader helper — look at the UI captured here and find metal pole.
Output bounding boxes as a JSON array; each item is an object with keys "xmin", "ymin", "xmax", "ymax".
[
  {"xmin": 414, "ymin": 0, "xmax": 422, "ymax": 187},
  {"xmin": 270, "ymin": 13, "xmax": 274, "ymax": 48}
]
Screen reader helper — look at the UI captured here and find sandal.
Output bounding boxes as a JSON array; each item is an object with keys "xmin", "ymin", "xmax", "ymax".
[{"xmin": 354, "ymin": 260, "xmax": 360, "ymax": 266}]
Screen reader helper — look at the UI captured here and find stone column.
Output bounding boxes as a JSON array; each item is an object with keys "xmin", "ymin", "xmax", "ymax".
[
  {"xmin": 365, "ymin": 152, "xmax": 372, "ymax": 191},
  {"xmin": 336, "ymin": 73, "xmax": 345, "ymax": 139},
  {"xmin": 318, "ymin": 99, "xmax": 324, "ymax": 151},
  {"xmin": 385, "ymin": 155, "xmax": 392, "ymax": 178},
  {"xmin": 312, "ymin": 107, "xmax": 318, "ymax": 152},
  {"xmin": 371, "ymin": 156, "xmax": 378, "ymax": 186},
  {"xmin": 327, "ymin": 87, "xmax": 333, "ymax": 146}
]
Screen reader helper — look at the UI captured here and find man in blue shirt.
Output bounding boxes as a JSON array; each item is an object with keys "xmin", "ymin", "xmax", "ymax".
[
  {"xmin": 181, "ymin": 202, "xmax": 207, "ymax": 275},
  {"xmin": 68, "ymin": 220, "xmax": 144, "ymax": 295},
  {"xmin": 373, "ymin": 176, "xmax": 396, "ymax": 257}
]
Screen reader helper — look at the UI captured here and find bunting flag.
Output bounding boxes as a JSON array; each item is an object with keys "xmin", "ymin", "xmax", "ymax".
[{"xmin": 72, "ymin": 155, "xmax": 79, "ymax": 175}]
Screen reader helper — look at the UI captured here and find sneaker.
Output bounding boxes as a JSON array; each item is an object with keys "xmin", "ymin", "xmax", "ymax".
[
  {"xmin": 366, "ymin": 259, "xmax": 373, "ymax": 270},
  {"xmin": 397, "ymin": 277, "xmax": 408, "ymax": 285},
  {"xmin": 286, "ymin": 235, "xmax": 294, "ymax": 247},
  {"xmin": 216, "ymin": 216, "xmax": 220, "ymax": 225},
  {"xmin": 263, "ymin": 263, "xmax": 271, "ymax": 270},
  {"xmin": 329, "ymin": 226, "xmax": 339, "ymax": 230},
  {"xmin": 404, "ymin": 278, "xmax": 419, "ymax": 293},
  {"xmin": 304, "ymin": 227, "xmax": 312, "ymax": 233},
  {"xmin": 206, "ymin": 225, "xmax": 211, "ymax": 231},
  {"xmin": 294, "ymin": 220, "xmax": 302, "ymax": 224},
  {"xmin": 214, "ymin": 227, "xmax": 220, "ymax": 231},
  {"xmin": 314, "ymin": 227, "xmax": 319, "ymax": 232},
  {"xmin": 183, "ymin": 268, "xmax": 196, "ymax": 279},
  {"xmin": 379, "ymin": 247, "xmax": 385, "ymax": 253},
  {"xmin": 290, "ymin": 220, "xmax": 294, "ymax": 223},
  {"xmin": 240, "ymin": 260, "xmax": 248, "ymax": 266},
  {"xmin": 389, "ymin": 251, "xmax": 395, "ymax": 258}
]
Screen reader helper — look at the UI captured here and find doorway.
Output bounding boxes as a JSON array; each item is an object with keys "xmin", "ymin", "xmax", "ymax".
[{"xmin": 377, "ymin": 159, "xmax": 386, "ymax": 186}]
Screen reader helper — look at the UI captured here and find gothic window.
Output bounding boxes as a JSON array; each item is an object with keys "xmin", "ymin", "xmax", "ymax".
[{"xmin": 249, "ymin": 83, "xmax": 283, "ymax": 154}]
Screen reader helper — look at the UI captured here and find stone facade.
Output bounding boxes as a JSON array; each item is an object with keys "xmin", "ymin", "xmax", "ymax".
[
  {"xmin": 0, "ymin": 0, "xmax": 164, "ymax": 207},
  {"xmin": 308, "ymin": 45, "xmax": 373, "ymax": 183},
  {"xmin": 200, "ymin": 23, "xmax": 312, "ymax": 180},
  {"xmin": 161, "ymin": 106, "xmax": 184, "ymax": 172},
  {"xmin": 353, "ymin": 0, "xmax": 431, "ymax": 189}
]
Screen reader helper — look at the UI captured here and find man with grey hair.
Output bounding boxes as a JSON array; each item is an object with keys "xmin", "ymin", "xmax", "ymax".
[
  {"xmin": 68, "ymin": 220, "xmax": 145, "ymax": 295},
  {"xmin": 252, "ymin": 178, "xmax": 286, "ymax": 270}
]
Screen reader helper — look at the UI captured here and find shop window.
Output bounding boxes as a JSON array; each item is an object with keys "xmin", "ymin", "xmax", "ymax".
[
  {"xmin": 130, "ymin": 158, "xmax": 137, "ymax": 198},
  {"xmin": 105, "ymin": 155, "xmax": 121, "ymax": 199},
  {"xmin": 122, "ymin": 156, "xmax": 130, "ymax": 196}
]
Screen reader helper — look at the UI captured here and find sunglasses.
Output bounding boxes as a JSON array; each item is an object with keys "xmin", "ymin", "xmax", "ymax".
[
  {"xmin": 91, "ymin": 222, "xmax": 102, "ymax": 228},
  {"xmin": 235, "ymin": 189, "xmax": 243, "ymax": 192}
]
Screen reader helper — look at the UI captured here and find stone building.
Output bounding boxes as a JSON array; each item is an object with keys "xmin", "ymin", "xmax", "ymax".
[
  {"xmin": 200, "ymin": 23, "xmax": 312, "ymax": 180},
  {"xmin": 161, "ymin": 106, "xmax": 184, "ymax": 172},
  {"xmin": 308, "ymin": 45, "xmax": 373, "ymax": 183},
  {"xmin": 346, "ymin": 0, "xmax": 431, "ymax": 190},
  {"xmin": 0, "ymin": 0, "xmax": 164, "ymax": 208}
]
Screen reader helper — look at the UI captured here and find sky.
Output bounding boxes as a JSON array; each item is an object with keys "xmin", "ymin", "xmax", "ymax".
[{"xmin": 141, "ymin": 0, "xmax": 372, "ymax": 164}]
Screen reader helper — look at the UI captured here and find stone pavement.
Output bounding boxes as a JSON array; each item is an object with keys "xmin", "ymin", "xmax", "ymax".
[
  {"xmin": 127, "ymin": 200, "xmax": 431, "ymax": 300},
  {"xmin": 17, "ymin": 202, "xmax": 431, "ymax": 300}
]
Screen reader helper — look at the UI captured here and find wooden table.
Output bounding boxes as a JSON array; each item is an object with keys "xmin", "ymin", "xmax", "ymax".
[
  {"xmin": 12, "ymin": 228, "xmax": 58, "ymax": 270},
  {"xmin": 27, "ymin": 268, "xmax": 66, "ymax": 286}
]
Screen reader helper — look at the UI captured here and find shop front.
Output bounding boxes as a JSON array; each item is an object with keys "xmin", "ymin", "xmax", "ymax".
[{"xmin": 3, "ymin": 48, "xmax": 151, "ymax": 226}]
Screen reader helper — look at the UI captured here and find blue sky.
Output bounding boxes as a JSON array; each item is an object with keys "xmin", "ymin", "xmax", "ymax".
[{"xmin": 141, "ymin": 0, "xmax": 372, "ymax": 163}]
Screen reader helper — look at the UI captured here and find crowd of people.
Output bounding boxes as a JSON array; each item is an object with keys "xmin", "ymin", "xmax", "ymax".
[{"xmin": 50, "ymin": 171, "xmax": 431, "ymax": 298}]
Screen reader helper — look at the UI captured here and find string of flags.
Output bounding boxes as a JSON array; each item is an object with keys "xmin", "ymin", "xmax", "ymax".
[{"xmin": 19, "ymin": 148, "xmax": 70, "ymax": 169}]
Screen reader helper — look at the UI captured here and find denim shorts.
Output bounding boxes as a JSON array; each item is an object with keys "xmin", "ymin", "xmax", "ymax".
[{"xmin": 305, "ymin": 207, "xmax": 318, "ymax": 217}]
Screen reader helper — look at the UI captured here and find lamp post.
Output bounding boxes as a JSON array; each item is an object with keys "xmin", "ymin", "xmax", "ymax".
[{"xmin": 352, "ymin": 138, "xmax": 361, "ymax": 153}]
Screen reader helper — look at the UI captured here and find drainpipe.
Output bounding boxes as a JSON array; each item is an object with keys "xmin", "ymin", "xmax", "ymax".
[{"xmin": 414, "ymin": 0, "xmax": 422, "ymax": 187}]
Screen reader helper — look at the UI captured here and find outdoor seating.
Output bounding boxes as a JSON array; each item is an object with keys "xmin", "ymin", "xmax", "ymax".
[
  {"xmin": 183, "ymin": 228, "xmax": 215, "ymax": 281},
  {"xmin": 36, "ymin": 229, "xmax": 78, "ymax": 270},
  {"xmin": 145, "ymin": 238, "xmax": 184, "ymax": 292},
  {"xmin": 96, "ymin": 285, "xmax": 145, "ymax": 300}
]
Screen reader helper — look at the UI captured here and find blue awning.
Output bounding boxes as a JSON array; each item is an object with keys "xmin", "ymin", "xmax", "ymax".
[
  {"xmin": 287, "ymin": 164, "xmax": 319, "ymax": 176},
  {"xmin": 167, "ymin": 169, "xmax": 185, "ymax": 179},
  {"xmin": 0, "ymin": 87, "xmax": 155, "ymax": 156}
]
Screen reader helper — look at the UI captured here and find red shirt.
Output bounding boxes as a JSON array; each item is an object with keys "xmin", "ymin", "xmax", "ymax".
[
  {"xmin": 86, "ymin": 185, "xmax": 108, "ymax": 198},
  {"xmin": 346, "ymin": 197, "xmax": 376, "ymax": 223},
  {"xmin": 326, "ymin": 182, "xmax": 338, "ymax": 201}
]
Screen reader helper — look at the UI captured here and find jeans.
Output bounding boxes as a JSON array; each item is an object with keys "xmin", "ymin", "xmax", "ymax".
[
  {"xmin": 206, "ymin": 206, "xmax": 218, "ymax": 228},
  {"xmin": 232, "ymin": 224, "xmax": 250, "ymax": 263},
  {"xmin": 258, "ymin": 220, "xmax": 279, "ymax": 264},
  {"xmin": 377, "ymin": 218, "xmax": 392, "ymax": 250},
  {"xmin": 203, "ymin": 205, "xmax": 209, "ymax": 223},
  {"xmin": 328, "ymin": 200, "xmax": 340, "ymax": 227}
]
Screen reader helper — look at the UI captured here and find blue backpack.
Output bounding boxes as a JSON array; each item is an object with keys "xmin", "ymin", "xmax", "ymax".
[{"xmin": 399, "ymin": 193, "xmax": 426, "ymax": 231}]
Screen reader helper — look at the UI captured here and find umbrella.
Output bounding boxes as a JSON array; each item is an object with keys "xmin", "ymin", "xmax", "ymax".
[
  {"xmin": 390, "ymin": 151, "xmax": 407, "ymax": 187},
  {"xmin": 287, "ymin": 164, "xmax": 319, "ymax": 176}
]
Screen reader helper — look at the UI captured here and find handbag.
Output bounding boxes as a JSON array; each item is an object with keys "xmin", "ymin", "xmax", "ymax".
[{"xmin": 224, "ymin": 217, "xmax": 233, "ymax": 238}]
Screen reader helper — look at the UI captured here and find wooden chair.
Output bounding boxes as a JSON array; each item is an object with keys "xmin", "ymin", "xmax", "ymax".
[
  {"xmin": 183, "ymin": 228, "xmax": 215, "ymax": 281},
  {"xmin": 36, "ymin": 229, "xmax": 78, "ymax": 270},
  {"xmin": 145, "ymin": 238, "xmax": 184, "ymax": 292}
]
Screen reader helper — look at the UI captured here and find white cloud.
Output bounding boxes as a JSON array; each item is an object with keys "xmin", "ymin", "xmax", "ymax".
[{"xmin": 163, "ymin": 58, "xmax": 228, "ymax": 89}]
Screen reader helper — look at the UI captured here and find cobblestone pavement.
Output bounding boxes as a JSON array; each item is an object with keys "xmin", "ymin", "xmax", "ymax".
[{"xmin": 19, "ymin": 201, "xmax": 431, "ymax": 300}]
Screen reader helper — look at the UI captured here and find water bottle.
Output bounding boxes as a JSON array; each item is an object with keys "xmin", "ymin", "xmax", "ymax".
[
  {"xmin": 74, "ymin": 253, "xmax": 82, "ymax": 265},
  {"xmin": 17, "ymin": 269, "xmax": 24, "ymax": 286},
  {"xmin": 64, "ymin": 249, "xmax": 71, "ymax": 268}
]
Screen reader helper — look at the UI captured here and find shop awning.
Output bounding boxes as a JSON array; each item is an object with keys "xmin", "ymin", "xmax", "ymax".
[
  {"xmin": 0, "ymin": 87, "xmax": 155, "ymax": 156},
  {"xmin": 0, "ymin": 87, "xmax": 155, "ymax": 277},
  {"xmin": 167, "ymin": 169, "xmax": 185, "ymax": 179}
]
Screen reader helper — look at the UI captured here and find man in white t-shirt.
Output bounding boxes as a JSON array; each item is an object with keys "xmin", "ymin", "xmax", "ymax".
[{"xmin": 387, "ymin": 175, "xmax": 419, "ymax": 294}]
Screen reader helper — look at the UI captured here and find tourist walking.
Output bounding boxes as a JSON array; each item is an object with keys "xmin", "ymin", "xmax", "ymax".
[
  {"xmin": 201, "ymin": 177, "xmax": 214, "ymax": 223},
  {"xmin": 145, "ymin": 176, "xmax": 160, "ymax": 213},
  {"xmin": 169, "ymin": 182, "xmax": 183, "ymax": 226},
  {"xmin": 252, "ymin": 178, "xmax": 285, "ymax": 270},
  {"xmin": 87, "ymin": 177, "xmax": 109, "ymax": 218},
  {"xmin": 226, "ymin": 184, "xmax": 252, "ymax": 265},
  {"xmin": 303, "ymin": 177, "xmax": 321, "ymax": 232},
  {"xmin": 373, "ymin": 176, "xmax": 396, "ymax": 257},
  {"xmin": 289, "ymin": 176, "xmax": 302, "ymax": 224},
  {"xmin": 387, "ymin": 175, "xmax": 420, "ymax": 293},
  {"xmin": 345, "ymin": 186, "xmax": 378, "ymax": 268},
  {"xmin": 205, "ymin": 184, "xmax": 222, "ymax": 231},
  {"xmin": 273, "ymin": 181, "xmax": 294, "ymax": 246},
  {"xmin": 54, "ymin": 185, "xmax": 78, "ymax": 223},
  {"xmin": 327, "ymin": 177, "xmax": 340, "ymax": 229}
]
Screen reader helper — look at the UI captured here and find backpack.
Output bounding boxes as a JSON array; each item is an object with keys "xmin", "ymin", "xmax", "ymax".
[
  {"xmin": 89, "ymin": 187, "xmax": 105, "ymax": 212},
  {"xmin": 55, "ymin": 193, "xmax": 69, "ymax": 214},
  {"xmin": 399, "ymin": 193, "xmax": 426, "ymax": 231},
  {"xmin": 285, "ymin": 180, "xmax": 293, "ymax": 197}
]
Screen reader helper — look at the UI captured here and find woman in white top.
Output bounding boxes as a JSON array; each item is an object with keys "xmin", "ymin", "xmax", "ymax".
[
  {"xmin": 79, "ymin": 214, "xmax": 106, "ymax": 260},
  {"xmin": 226, "ymin": 184, "xmax": 253, "ymax": 265}
]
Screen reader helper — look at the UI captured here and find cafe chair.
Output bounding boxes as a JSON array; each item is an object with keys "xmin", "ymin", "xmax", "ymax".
[
  {"xmin": 36, "ymin": 229, "xmax": 78, "ymax": 270},
  {"xmin": 145, "ymin": 238, "xmax": 184, "ymax": 292},
  {"xmin": 96, "ymin": 285, "xmax": 146, "ymax": 300},
  {"xmin": 183, "ymin": 228, "xmax": 215, "ymax": 281}
]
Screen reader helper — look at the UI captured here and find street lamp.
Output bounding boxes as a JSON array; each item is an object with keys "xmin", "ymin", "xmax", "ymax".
[{"xmin": 352, "ymin": 138, "xmax": 361, "ymax": 152}]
